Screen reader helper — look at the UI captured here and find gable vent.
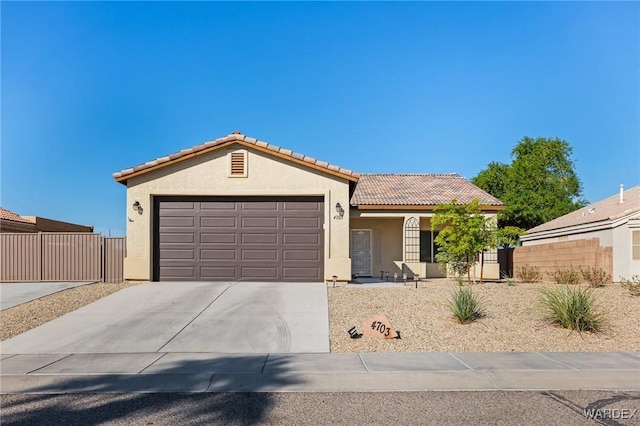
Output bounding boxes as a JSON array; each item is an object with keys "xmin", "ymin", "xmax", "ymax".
[{"xmin": 229, "ymin": 150, "xmax": 247, "ymax": 177}]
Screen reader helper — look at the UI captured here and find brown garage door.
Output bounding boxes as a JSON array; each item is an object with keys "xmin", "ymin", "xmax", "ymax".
[{"xmin": 154, "ymin": 196, "xmax": 324, "ymax": 282}]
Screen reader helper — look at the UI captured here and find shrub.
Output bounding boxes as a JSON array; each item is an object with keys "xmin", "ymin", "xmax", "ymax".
[
  {"xmin": 501, "ymin": 271, "xmax": 515, "ymax": 286},
  {"xmin": 549, "ymin": 266, "xmax": 581, "ymax": 285},
  {"xmin": 539, "ymin": 285, "xmax": 605, "ymax": 333},
  {"xmin": 579, "ymin": 267, "xmax": 611, "ymax": 287},
  {"xmin": 515, "ymin": 265, "xmax": 542, "ymax": 283},
  {"xmin": 620, "ymin": 275, "xmax": 640, "ymax": 296},
  {"xmin": 448, "ymin": 286, "xmax": 484, "ymax": 324}
]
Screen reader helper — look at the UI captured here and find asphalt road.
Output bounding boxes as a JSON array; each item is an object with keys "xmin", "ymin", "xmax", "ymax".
[{"xmin": 2, "ymin": 391, "xmax": 639, "ymax": 425}]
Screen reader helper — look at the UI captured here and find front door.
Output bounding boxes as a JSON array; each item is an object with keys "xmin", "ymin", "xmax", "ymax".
[{"xmin": 351, "ymin": 229, "xmax": 372, "ymax": 277}]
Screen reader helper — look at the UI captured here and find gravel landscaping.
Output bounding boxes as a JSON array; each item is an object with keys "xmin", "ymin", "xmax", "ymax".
[
  {"xmin": 329, "ymin": 279, "xmax": 640, "ymax": 353},
  {"xmin": 2, "ymin": 279, "xmax": 638, "ymax": 353}
]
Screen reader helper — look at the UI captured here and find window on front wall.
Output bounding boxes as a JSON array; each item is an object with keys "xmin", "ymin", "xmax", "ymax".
[
  {"xmin": 633, "ymin": 231, "xmax": 640, "ymax": 260},
  {"xmin": 420, "ymin": 230, "xmax": 439, "ymax": 263},
  {"xmin": 405, "ymin": 217, "xmax": 420, "ymax": 262}
]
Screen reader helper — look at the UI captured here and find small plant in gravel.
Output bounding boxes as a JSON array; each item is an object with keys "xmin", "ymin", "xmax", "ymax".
[
  {"xmin": 448, "ymin": 285, "xmax": 485, "ymax": 324},
  {"xmin": 620, "ymin": 275, "xmax": 640, "ymax": 296},
  {"xmin": 515, "ymin": 265, "xmax": 542, "ymax": 283},
  {"xmin": 539, "ymin": 285, "xmax": 605, "ymax": 333},
  {"xmin": 548, "ymin": 266, "xmax": 581, "ymax": 285},
  {"xmin": 502, "ymin": 272, "xmax": 515, "ymax": 286},
  {"xmin": 579, "ymin": 267, "xmax": 611, "ymax": 287}
]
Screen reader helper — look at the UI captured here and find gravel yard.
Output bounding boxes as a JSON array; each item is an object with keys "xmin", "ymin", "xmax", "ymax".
[
  {"xmin": 2, "ymin": 279, "xmax": 639, "ymax": 353},
  {"xmin": 329, "ymin": 280, "xmax": 640, "ymax": 353}
]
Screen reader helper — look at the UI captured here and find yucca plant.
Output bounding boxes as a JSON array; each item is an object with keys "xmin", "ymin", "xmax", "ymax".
[
  {"xmin": 448, "ymin": 285, "xmax": 484, "ymax": 324},
  {"xmin": 539, "ymin": 285, "xmax": 605, "ymax": 333}
]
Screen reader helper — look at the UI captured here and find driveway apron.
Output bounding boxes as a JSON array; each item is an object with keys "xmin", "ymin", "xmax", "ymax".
[{"xmin": 0, "ymin": 282, "xmax": 330, "ymax": 354}]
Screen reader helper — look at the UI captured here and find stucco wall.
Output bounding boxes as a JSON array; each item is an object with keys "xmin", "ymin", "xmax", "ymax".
[
  {"xmin": 613, "ymin": 223, "xmax": 640, "ymax": 280},
  {"xmin": 124, "ymin": 145, "xmax": 352, "ymax": 281}
]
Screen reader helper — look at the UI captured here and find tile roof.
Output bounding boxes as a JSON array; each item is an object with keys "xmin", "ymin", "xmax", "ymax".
[
  {"xmin": 526, "ymin": 185, "xmax": 640, "ymax": 234},
  {"xmin": 0, "ymin": 207, "xmax": 35, "ymax": 224},
  {"xmin": 113, "ymin": 132, "xmax": 360, "ymax": 183},
  {"xmin": 350, "ymin": 174, "xmax": 505, "ymax": 207}
]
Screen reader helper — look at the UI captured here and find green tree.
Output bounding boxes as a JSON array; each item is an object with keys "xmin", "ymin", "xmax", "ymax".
[
  {"xmin": 432, "ymin": 199, "xmax": 495, "ymax": 284},
  {"xmin": 473, "ymin": 136, "xmax": 587, "ymax": 230}
]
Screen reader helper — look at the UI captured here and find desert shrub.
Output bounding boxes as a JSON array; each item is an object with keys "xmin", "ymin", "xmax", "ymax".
[
  {"xmin": 579, "ymin": 267, "xmax": 611, "ymax": 287},
  {"xmin": 549, "ymin": 266, "xmax": 581, "ymax": 285},
  {"xmin": 501, "ymin": 271, "xmax": 515, "ymax": 286},
  {"xmin": 448, "ymin": 286, "xmax": 484, "ymax": 324},
  {"xmin": 620, "ymin": 275, "xmax": 640, "ymax": 296},
  {"xmin": 539, "ymin": 285, "xmax": 605, "ymax": 333},
  {"xmin": 515, "ymin": 265, "xmax": 542, "ymax": 283}
]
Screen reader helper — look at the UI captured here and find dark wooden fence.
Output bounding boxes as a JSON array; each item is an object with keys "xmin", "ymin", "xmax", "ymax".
[{"xmin": 1, "ymin": 233, "xmax": 125, "ymax": 283}]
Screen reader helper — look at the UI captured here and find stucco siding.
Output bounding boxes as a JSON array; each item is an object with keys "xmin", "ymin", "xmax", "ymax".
[{"xmin": 125, "ymin": 145, "xmax": 351, "ymax": 281}]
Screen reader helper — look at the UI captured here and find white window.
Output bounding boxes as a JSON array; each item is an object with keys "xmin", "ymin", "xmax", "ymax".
[
  {"xmin": 228, "ymin": 150, "xmax": 247, "ymax": 177},
  {"xmin": 633, "ymin": 231, "xmax": 640, "ymax": 260}
]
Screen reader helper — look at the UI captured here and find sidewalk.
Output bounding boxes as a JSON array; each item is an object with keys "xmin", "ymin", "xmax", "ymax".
[{"xmin": 1, "ymin": 351, "xmax": 638, "ymax": 393}]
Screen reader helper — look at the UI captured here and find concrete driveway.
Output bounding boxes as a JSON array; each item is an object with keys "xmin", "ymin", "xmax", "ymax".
[
  {"xmin": 0, "ymin": 281, "xmax": 96, "ymax": 310},
  {"xmin": 0, "ymin": 281, "xmax": 329, "ymax": 354}
]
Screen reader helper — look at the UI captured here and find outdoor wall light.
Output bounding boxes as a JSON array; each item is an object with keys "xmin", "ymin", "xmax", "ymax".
[
  {"xmin": 132, "ymin": 201, "xmax": 143, "ymax": 214},
  {"xmin": 335, "ymin": 202, "xmax": 344, "ymax": 218}
]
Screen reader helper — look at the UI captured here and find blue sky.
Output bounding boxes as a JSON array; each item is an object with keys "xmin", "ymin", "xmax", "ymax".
[{"xmin": 2, "ymin": 1, "xmax": 639, "ymax": 236}]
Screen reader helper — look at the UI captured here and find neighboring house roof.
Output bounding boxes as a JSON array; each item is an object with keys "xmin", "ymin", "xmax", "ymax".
[
  {"xmin": 113, "ymin": 132, "xmax": 360, "ymax": 184},
  {"xmin": 350, "ymin": 174, "xmax": 505, "ymax": 208},
  {"xmin": 526, "ymin": 185, "xmax": 640, "ymax": 235},
  {"xmin": 0, "ymin": 207, "xmax": 35, "ymax": 224}
]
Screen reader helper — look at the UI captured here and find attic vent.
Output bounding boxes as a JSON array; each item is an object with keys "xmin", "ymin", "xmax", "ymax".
[{"xmin": 229, "ymin": 150, "xmax": 247, "ymax": 177}]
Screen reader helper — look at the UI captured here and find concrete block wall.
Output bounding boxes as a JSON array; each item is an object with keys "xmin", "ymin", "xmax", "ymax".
[{"xmin": 513, "ymin": 238, "xmax": 613, "ymax": 282}]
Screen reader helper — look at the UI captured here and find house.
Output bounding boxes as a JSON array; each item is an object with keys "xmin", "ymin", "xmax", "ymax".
[
  {"xmin": 0, "ymin": 207, "xmax": 94, "ymax": 233},
  {"xmin": 516, "ymin": 185, "xmax": 640, "ymax": 281},
  {"xmin": 113, "ymin": 132, "xmax": 504, "ymax": 282}
]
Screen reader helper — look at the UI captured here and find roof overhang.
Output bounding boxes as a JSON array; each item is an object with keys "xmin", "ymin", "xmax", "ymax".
[
  {"xmin": 114, "ymin": 137, "xmax": 359, "ymax": 185},
  {"xmin": 352, "ymin": 204, "xmax": 506, "ymax": 211},
  {"xmin": 521, "ymin": 214, "xmax": 636, "ymax": 242}
]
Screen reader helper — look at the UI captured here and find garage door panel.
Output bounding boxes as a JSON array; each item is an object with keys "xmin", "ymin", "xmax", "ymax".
[
  {"xmin": 242, "ymin": 249, "xmax": 278, "ymax": 260},
  {"xmin": 201, "ymin": 202, "xmax": 237, "ymax": 211},
  {"xmin": 200, "ymin": 233, "xmax": 236, "ymax": 244},
  {"xmin": 283, "ymin": 233, "xmax": 319, "ymax": 245},
  {"xmin": 283, "ymin": 217, "xmax": 320, "ymax": 228},
  {"xmin": 242, "ymin": 217, "xmax": 278, "ymax": 228},
  {"xmin": 161, "ymin": 233, "xmax": 195, "ymax": 244},
  {"xmin": 161, "ymin": 217, "xmax": 195, "ymax": 227},
  {"xmin": 241, "ymin": 267, "xmax": 278, "ymax": 278},
  {"xmin": 242, "ymin": 201, "xmax": 278, "ymax": 210},
  {"xmin": 160, "ymin": 202, "xmax": 196, "ymax": 210},
  {"xmin": 283, "ymin": 201, "xmax": 321, "ymax": 211},
  {"xmin": 156, "ymin": 197, "xmax": 323, "ymax": 281},
  {"xmin": 283, "ymin": 250, "xmax": 319, "ymax": 261},
  {"xmin": 201, "ymin": 217, "xmax": 236, "ymax": 228},
  {"xmin": 160, "ymin": 249, "xmax": 195, "ymax": 260},
  {"xmin": 283, "ymin": 267, "xmax": 321, "ymax": 279},
  {"xmin": 201, "ymin": 249, "xmax": 236, "ymax": 260},
  {"xmin": 242, "ymin": 233, "xmax": 278, "ymax": 244},
  {"xmin": 201, "ymin": 267, "xmax": 237, "ymax": 279},
  {"xmin": 161, "ymin": 267, "xmax": 196, "ymax": 279}
]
